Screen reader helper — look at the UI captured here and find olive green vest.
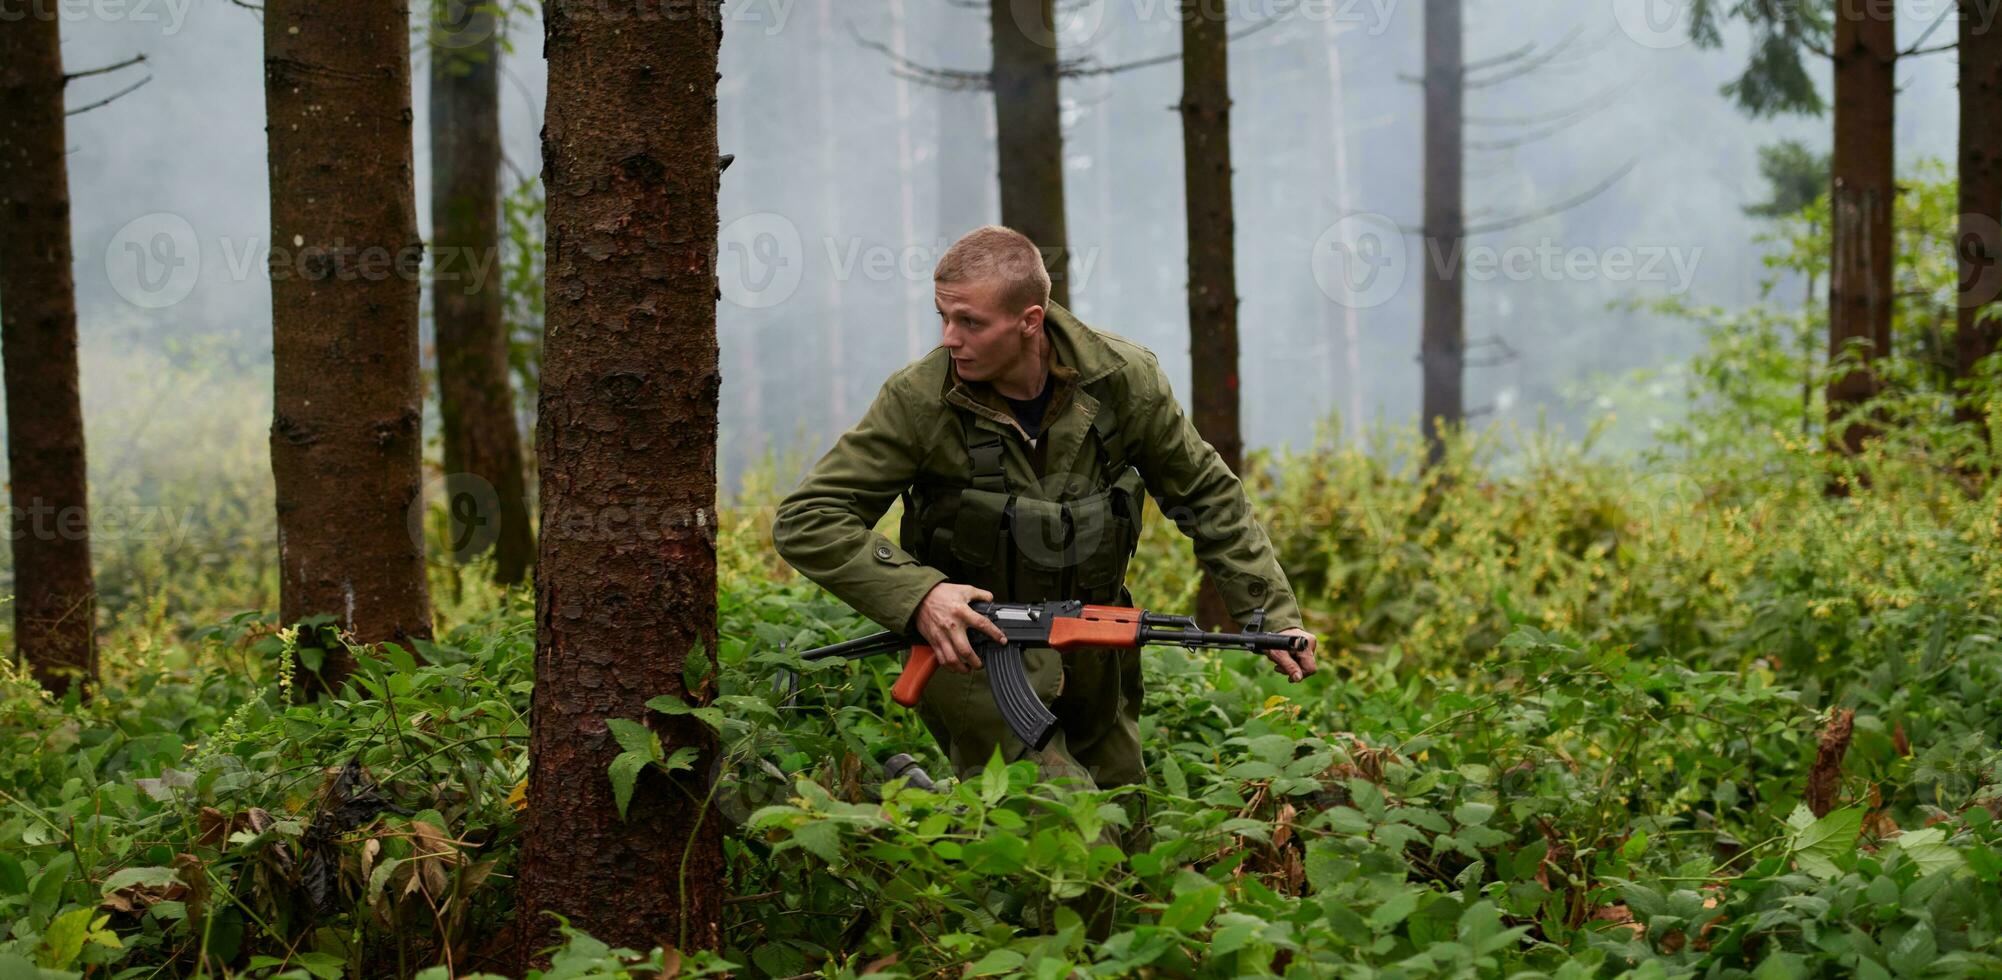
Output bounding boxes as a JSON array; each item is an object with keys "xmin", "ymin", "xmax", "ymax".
[{"xmin": 899, "ymin": 377, "xmax": 1147, "ymax": 605}]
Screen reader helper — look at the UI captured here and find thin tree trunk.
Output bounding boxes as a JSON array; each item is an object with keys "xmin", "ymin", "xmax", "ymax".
[
  {"xmin": 817, "ymin": 0, "xmax": 848, "ymax": 426},
  {"xmin": 1957, "ymin": 0, "xmax": 2002, "ymax": 426},
  {"xmin": 991, "ymin": 0, "xmax": 1070, "ymax": 305},
  {"xmin": 1826, "ymin": 0, "xmax": 1897, "ymax": 456},
  {"xmin": 0, "ymin": 11, "xmax": 98, "ymax": 696},
  {"xmin": 1420, "ymin": 0, "xmax": 1464, "ymax": 469},
  {"xmin": 892, "ymin": 0, "xmax": 927, "ymax": 360},
  {"xmin": 432, "ymin": 0, "xmax": 535, "ymax": 586},
  {"xmin": 517, "ymin": 0, "xmax": 725, "ymax": 964},
  {"xmin": 1180, "ymin": 0, "xmax": 1240, "ymax": 633},
  {"xmin": 265, "ymin": 0, "xmax": 432, "ymax": 692},
  {"xmin": 1321, "ymin": 14, "xmax": 1365, "ymax": 442}
]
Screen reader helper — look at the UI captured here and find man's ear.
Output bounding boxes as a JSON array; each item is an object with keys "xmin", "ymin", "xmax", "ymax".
[{"xmin": 1020, "ymin": 303, "xmax": 1045, "ymax": 335}]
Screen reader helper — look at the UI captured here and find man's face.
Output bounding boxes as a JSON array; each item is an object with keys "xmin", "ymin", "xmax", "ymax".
[{"xmin": 935, "ymin": 278, "xmax": 1042, "ymax": 383}]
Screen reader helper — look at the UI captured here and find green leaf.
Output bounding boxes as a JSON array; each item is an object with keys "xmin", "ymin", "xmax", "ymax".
[
  {"xmin": 0, "ymin": 855, "xmax": 24, "ymax": 896},
  {"xmin": 1159, "ymin": 885, "xmax": 1222, "ymax": 934},
  {"xmin": 682, "ymin": 639, "xmax": 712, "ymax": 696},
  {"xmin": 1369, "ymin": 890, "xmax": 1420, "ymax": 931},
  {"xmin": 606, "ymin": 718, "xmax": 660, "ymax": 760},
  {"xmin": 966, "ymin": 950, "xmax": 1025, "ymax": 976},
  {"xmin": 981, "ymin": 750, "xmax": 1008, "ymax": 804},
  {"xmin": 660, "ymin": 746, "xmax": 700, "ymax": 774},
  {"xmin": 644, "ymin": 695, "xmax": 726, "ymax": 732},
  {"xmin": 1158, "ymin": 755, "xmax": 1188, "ymax": 798},
  {"xmin": 1788, "ymin": 806, "xmax": 1863, "ymax": 879},
  {"xmin": 790, "ymin": 821, "xmax": 842, "ymax": 864},
  {"xmin": 1887, "ymin": 922, "xmax": 1936, "ymax": 977},
  {"xmin": 1893, "ymin": 827, "xmax": 1964, "ymax": 877},
  {"xmin": 37, "ymin": 907, "xmax": 96, "ymax": 969},
  {"xmin": 609, "ymin": 751, "xmax": 649, "ymax": 819},
  {"xmin": 1453, "ymin": 802, "xmax": 1496, "ymax": 827},
  {"xmin": 99, "ymin": 866, "xmax": 182, "ymax": 897}
]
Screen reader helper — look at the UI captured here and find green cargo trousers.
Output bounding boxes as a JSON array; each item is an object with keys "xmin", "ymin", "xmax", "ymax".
[{"xmin": 912, "ymin": 642, "xmax": 1146, "ymax": 790}]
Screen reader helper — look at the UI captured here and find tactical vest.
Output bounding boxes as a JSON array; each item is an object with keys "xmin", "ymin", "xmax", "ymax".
[{"xmin": 899, "ymin": 378, "xmax": 1147, "ymax": 605}]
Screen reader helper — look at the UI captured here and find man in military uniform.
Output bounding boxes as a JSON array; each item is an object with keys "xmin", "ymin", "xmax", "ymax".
[{"xmin": 773, "ymin": 225, "xmax": 1316, "ymax": 792}]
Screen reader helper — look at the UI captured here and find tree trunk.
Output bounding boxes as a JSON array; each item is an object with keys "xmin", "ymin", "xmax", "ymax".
[
  {"xmin": 0, "ymin": 11, "xmax": 98, "ymax": 697},
  {"xmin": 990, "ymin": 0, "xmax": 1070, "ymax": 305},
  {"xmin": 265, "ymin": 0, "xmax": 433, "ymax": 693},
  {"xmin": 1957, "ymin": 0, "xmax": 2002, "ymax": 427},
  {"xmin": 1826, "ymin": 0, "xmax": 1897, "ymax": 455},
  {"xmin": 891, "ymin": 0, "xmax": 927, "ymax": 360},
  {"xmin": 1320, "ymin": 13, "xmax": 1365, "ymax": 442},
  {"xmin": 1420, "ymin": 0, "xmax": 1464, "ymax": 469},
  {"xmin": 517, "ymin": 0, "xmax": 725, "ymax": 964},
  {"xmin": 817, "ymin": 0, "xmax": 848, "ymax": 424},
  {"xmin": 431, "ymin": 0, "xmax": 535, "ymax": 586},
  {"xmin": 1180, "ymin": 0, "xmax": 1241, "ymax": 633}
]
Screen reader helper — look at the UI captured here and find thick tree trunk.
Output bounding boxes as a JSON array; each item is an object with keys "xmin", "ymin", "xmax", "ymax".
[
  {"xmin": 432, "ymin": 0, "xmax": 535, "ymax": 586},
  {"xmin": 1826, "ymin": 0, "xmax": 1897, "ymax": 455},
  {"xmin": 0, "ymin": 11, "xmax": 98, "ymax": 696},
  {"xmin": 1957, "ymin": 0, "xmax": 2002, "ymax": 426},
  {"xmin": 990, "ymin": 0, "xmax": 1070, "ymax": 305},
  {"xmin": 517, "ymin": 0, "xmax": 725, "ymax": 964},
  {"xmin": 1180, "ymin": 0, "xmax": 1241, "ymax": 631},
  {"xmin": 265, "ymin": 0, "xmax": 434, "ymax": 692},
  {"xmin": 1420, "ymin": 0, "xmax": 1464, "ymax": 469}
]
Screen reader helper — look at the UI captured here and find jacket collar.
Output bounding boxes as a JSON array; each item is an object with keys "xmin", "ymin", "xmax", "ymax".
[{"xmin": 941, "ymin": 300, "xmax": 1124, "ymax": 481}]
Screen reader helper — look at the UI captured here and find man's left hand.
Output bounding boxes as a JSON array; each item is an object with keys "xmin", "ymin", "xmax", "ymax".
[{"xmin": 1267, "ymin": 627, "xmax": 1319, "ymax": 682}]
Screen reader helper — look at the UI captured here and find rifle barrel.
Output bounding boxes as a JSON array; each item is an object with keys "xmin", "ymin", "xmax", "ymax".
[{"xmin": 800, "ymin": 630, "xmax": 912, "ymax": 662}]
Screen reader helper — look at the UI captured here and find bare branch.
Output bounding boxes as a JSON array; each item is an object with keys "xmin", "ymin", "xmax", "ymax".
[
  {"xmin": 1902, "ymin": 40, "xmax": 1957, "ymax": 57},
  {"xmin": 1465, "ymin": 26, "xmax": 1584, "ymax": 88},
  {"xmin": 1901, "ymin": 2, "xmax": 1955, "ymax": 55},
  {"xmin": 1462, "ymin": 40, "xmax": 1536, "ymax": 73},
  {"xmin": 63, "ymin": 53, "xmax": 146, "ymax": 83},
  {"xmin": 1061, "ymin": 0, "xmax": 1304, "ymax": 79},
  {"xmin": 1462, "ymin": 157, "xmax": 1638, "ymax": 236},
  {"xmin": 1465, "ymin": 75, "xmax": 1644, "ymax": 151},
  {"xmin": 1467, "ymin": 72, "xmax": 1645, "ymax": 126},
  {"xmin": 66, "ymin": 75, "xmax": 152, "ymax": 116},
  {"xmin": 850, "ymin": 25, "xmax": 992, "ymax": 91}
]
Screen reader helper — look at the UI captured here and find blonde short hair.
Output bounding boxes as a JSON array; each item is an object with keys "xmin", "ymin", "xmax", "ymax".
[{"xmin": 933, "ymin": 225, "xmax": 1051, "ymax": 315}]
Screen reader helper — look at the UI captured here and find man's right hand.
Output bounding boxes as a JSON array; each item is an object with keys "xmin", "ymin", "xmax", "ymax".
[{"xmin": 913, "ymin": 582, "xmax": 1009, "ymax": 674}]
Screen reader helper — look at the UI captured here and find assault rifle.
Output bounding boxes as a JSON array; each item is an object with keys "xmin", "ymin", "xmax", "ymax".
[{"xmin": 798, "ymin": 600, "xmax": 1309, "ymax": 751}]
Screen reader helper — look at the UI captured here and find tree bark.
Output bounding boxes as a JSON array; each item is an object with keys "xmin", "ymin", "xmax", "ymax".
[
  {"xmin": 265, "ymin": 0, "xmax": 434, "ymax": 692},
  {"xmin": 517, "ymin": 0, "xmax": 725, "ymax": 964},
  {"xmin": 1180, "ymin": 0, "xmax": 1241, "ymax": 632},
  {"xmin": 1956, "ymin": 0, "xmax": 2002, "ymax": 426},
  {"xmin": 432, "ymin": 0, "xmax": 535, "ymax": 586},
  {"xmin": 0, "ymin": 10, "xmax": 98, "ymax": 696},
  {"xmin": 990, "ymin": 0, "xmax": 1071, "ymax": 305},
  {"xmin": 1420, "ymin": 0, "xmax": 1464, "ymax": 469},
  {"xmin": 1826, "ymin": 0, "xmax": 1897, "ymax": 455}
]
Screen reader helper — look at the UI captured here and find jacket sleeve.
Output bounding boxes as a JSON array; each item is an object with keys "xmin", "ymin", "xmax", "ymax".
[
  {"xmin": 1126, "ymin": 352, "xmax": 1304, "ymax": 632},
  {"xmin": 772, "ymin": 378, "xmax": 948, "ymax": 633}
]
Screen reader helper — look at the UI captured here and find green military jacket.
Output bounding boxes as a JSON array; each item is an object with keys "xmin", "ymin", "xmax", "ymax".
[{"xmin": 772, "ymin": 300, "xmax": 1302, "ymax": 635}]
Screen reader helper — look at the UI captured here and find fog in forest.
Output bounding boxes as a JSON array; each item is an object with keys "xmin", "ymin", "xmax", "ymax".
[{"xmin": 14, "ymin": 0, "xmax": 1964, "ymax": 502}]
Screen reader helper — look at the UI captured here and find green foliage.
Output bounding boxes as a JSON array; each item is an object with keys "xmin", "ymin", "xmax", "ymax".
[{"xmin": 5, "ymin": 165, "xmax": 2002, "ymax": 978}]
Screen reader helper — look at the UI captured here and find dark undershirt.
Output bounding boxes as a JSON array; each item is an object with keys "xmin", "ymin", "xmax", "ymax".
[{"xmin": 1001, "ymin": 370, "xmax": 1055, "ymax": 441}]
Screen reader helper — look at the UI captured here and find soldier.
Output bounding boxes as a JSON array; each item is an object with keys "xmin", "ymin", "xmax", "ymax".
[{"xmin": 772, "ymin": 224, "xmax": 1317, "ymax": 793}]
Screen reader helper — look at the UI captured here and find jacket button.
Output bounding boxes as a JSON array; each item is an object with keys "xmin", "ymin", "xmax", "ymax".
[
  {"xmin": 1249, "ymin": 580, "xmax": 1267, "ymax": 596},
  {"xmin": 875, "ymin": 546, "xmax": 893, "ymax": 560}
]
